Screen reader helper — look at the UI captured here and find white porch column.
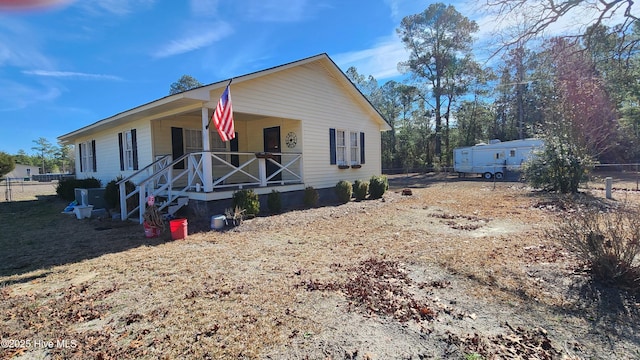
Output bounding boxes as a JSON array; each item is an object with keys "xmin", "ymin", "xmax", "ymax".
[
  {"xmin": 258, "ymin": 158, "xmax": 267, "ymax": 187},
  {"xmin": 202, "ymin": 107, "xmax": 214, "ymax": 192}
]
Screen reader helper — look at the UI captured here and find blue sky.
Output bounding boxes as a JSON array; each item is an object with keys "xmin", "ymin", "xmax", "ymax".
[
  {"xmin": 1, "ymin": 0, "xmax": 620, "ymax": 156},
  {"xmin": 1, "ymin": 0, "xmax": 476, "ymax": 155}
]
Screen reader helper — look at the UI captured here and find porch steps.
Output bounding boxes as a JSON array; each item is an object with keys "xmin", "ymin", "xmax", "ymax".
[{"xmin": 167, "ymin": 197, "xmax": 189, "ymax": 217}]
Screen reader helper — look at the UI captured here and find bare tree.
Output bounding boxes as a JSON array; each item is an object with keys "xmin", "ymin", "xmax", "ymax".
[{"xmin": 483, "ymin": 0, "xmax": 638, "ymax": 54}]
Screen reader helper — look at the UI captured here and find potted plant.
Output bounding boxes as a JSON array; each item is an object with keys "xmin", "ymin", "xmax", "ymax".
[{"xmin": 142, "ymin": 196, "xmax": 164, "ymax": 237}]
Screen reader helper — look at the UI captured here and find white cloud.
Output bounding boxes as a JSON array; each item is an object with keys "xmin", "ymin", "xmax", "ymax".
[
  {"xmin": 189, "ymin": 0, "xmax": 219, "ymax": 17},
  {"xmin": 383, "ymin": 0, "xmax": 400, "ymax": 20},
  {"xmin": 333, "ymin": 34, "xmax": 408, "ymax": 80},
  {"xmin": 0, "ymin": 17, "xmax": 55, "ymax": 69},
  {"xmin": 22, "ymin": 70, "xmax": 123, "ymax": 81},
  {"xmin": 243, "ymin": 0, "xmax": 311, "ymax": 22},
  {"xmin": 0, "ymin": 80, "xmax": 61, "ymax": 111},
  {"xmin": 76, "ymin": 0, "xmax": 155, "ymax": 16},
  {"xmin": 152, "ymin": 22, "xmax": 233, "ymax": 58}
]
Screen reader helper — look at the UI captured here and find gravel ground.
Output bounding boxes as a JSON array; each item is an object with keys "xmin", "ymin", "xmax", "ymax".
[{"xmin": 0, "ymin": 175, "xmax": 639, "ymax": 359}]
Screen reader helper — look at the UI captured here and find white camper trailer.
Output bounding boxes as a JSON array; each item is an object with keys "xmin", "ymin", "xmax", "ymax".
[{"xmin": 453, "ymin": 138, "xmax": 544, "ymax": 179}]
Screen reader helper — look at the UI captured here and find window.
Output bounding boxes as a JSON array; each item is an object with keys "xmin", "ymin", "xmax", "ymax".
[
  {"xmin": 184, "ymin": 129, "xmax": 203, "ymax": 154},
  {"xmin": 124, "ymin": 131, "xmax": 135, "ymax": 170},
  {"xmin": 509, "ymin": 149, "xmax": 516, "ymax": 157},
  {"xmin": 118, "ymin": 129, "xmax": 138, "ymax": 171},
  {"xmin": 336, "ymin": 130, "xmax": 346, "ymax": 165},
  {"xmin": 210, "ymin": 131, "xmax": 228, "ymax": 152},
  {"xmin": 330, "ymin": 128, "xmax": 365, "ymax": 167},
  {"xmin": 350, "ymin": 131, "xmax": 360, "ymax": 165},
  {"xmin": 79, "ymin": 140, "xmax": 96, "ymax": 172}
]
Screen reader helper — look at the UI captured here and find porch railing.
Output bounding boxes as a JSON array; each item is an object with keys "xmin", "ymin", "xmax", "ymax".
[{"xmin": 118, "ymin": 151, "xmax": 302, "ymax": 223}]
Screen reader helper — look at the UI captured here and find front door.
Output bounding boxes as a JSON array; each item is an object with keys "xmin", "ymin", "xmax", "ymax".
[{"xmin": 263, "ymin": 126, "xmax": 281, "ymax": 181}]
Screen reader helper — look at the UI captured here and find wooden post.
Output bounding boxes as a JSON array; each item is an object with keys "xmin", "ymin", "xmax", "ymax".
[{"xmin": 605, "ymin": 177, "xmax": 613, "ymax": 199}]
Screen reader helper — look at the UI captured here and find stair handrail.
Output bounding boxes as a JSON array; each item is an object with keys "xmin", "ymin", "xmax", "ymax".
[
  {"xmin": 116, "ymin": 154, "xmax": 172, "ymax": 186},
  {"xmin": 119, "ymin": 153, "xmax": 192, "ymax": 222}
]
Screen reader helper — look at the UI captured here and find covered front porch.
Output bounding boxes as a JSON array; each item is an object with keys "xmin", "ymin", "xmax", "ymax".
[{"xmin": 119, "ymin": 105, "xmax": 305, "ymax": 223}]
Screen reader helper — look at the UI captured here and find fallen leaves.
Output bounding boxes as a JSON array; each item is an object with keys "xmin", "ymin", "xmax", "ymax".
[{"xmin": 300, "ymin": 258, "xmax": 437, "ymax": 322}]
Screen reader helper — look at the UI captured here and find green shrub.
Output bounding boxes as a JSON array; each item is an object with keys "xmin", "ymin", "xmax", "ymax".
[
  {"xmin": 303, "ymin": 186, "xmax": 319, "ymax": 208},
  {"xmin": 56, "ymin": 177, "xmax": 101, "ymax": 201},
  {"xmin": 353, "ymin": 179, "xmax": 369, "ymax": 201},
  {"xmin": 368, "ymin": 175, "xmax": 388, "ymax": 199},
  {"xmin": 335, "ymin": 180, "xmax": 352, "ymax": 204},
  {"xmin": 104, "ymin": 178, "xmax": 120, "ymax": 209},
  {"xmin": 232, "ymin": 189, "xmax": 260, "ymax": 217},
  {"xmin": 267, "ymin": 190, "xmax": 282, "ymax": 214},
  {"xmin": 104, "ymin": 176, "xmax": 137, "ymax": 211},
  {"xmin": 522, "ymin": 135, "xmax": 594, "ymax": 194}
]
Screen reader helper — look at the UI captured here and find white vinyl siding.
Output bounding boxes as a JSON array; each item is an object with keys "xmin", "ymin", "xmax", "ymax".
[{"xmin": 232, "ymin": 61, "xmax": 383, "ymax": 188}]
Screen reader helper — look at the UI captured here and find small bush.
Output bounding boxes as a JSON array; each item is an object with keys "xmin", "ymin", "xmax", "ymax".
[
  {"xmin": 104, "ymin": 178, "xmax": 121, "ymax": 209},
  {"xmin": 103, "ymin": 177, "xmax": 137, "ymax": 211},
  {"xmin": 56, "ymin": 177, "xmax": 101, "ymax": 201},
  {"xmin": 303, "ymin": 186, "xmax": 319, "ymax": 208},
  {"xmin": 353, "ymin": 180, "xmax": 369, "ymax": 201},
  {"xmin": 550, "ymin": 203, "xmax": 640, "ymax": 293},
  {"xmin": 369, "ymin": 175, "xmax": 388, "ymax": 199},
  {"xmin": 267, "ymin": 190, "xmax": 282, "ymax": 214},
  {"xmin": 232, "ymin": 189, "xmax": 260, "ymax": 217},
  {"xmin": 335, "ymin": 180, "xmax": 352, "ymax": 204}
]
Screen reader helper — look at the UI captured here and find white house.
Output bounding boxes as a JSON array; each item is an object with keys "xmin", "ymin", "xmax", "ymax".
[
  {"xmin": 58, "ymin": 53, "xmax": 391, "ymax": 222},
  {"xmin": 4, "ymin": 164, "xmax": 40, "ymax": 180}
]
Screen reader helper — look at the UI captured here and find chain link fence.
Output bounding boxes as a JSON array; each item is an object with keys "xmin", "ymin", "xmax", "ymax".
[{"xmin": 384, "ymin": 163, "xmax": 640, "ymax": 191}]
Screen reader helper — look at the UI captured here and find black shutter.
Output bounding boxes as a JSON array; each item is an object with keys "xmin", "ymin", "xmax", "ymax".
[
  {"xmin": 171, "ymin": 127, "xmax": 184, "ymax": 169},
  {"xmin": 79, "ymin": 143, "xmax": 84, "ymax": 172},
  {"xmin": 91, "ymin": 140, "xmax": 97, "ymax": 172},
  {"xmin": 131, "ymin": 129, "xmax": 138, "ymax": 170},
  {"xmin": 360, "ymin": 132, "xmax": 365, "ymax": 164},
  {"xmin": 118, "ymin": 133, "xmax": 124, "ymax": 171},
  {"xmin": 230, "ymin": 132, "xmax": 239, "ymax": 167},
  {"xmin": 329, "ymin": 128, "xmax": 336, "ymax": 165}
]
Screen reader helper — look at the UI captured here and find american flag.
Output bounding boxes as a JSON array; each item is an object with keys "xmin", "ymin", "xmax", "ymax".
[{"xmin": 212, "ymin": 84, "xmax": 235, "ymax": 142}]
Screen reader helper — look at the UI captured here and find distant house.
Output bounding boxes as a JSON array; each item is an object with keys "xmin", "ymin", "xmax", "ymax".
[
  {"xmin": 4, "ymin": 164, "xmax": 40, "ymax": 180},
  {"xmin": 58, "ymin": 53, "xmax": 391, "ymax": 222}
]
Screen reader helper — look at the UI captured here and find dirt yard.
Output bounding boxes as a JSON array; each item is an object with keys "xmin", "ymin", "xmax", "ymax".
[{"xmin": 1, "ymin": 176, "xmax": 639, "ymax": 359}]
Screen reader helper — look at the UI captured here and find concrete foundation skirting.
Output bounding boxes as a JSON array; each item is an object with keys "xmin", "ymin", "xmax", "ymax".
[{"xmin": 185, "ymin": 187, "xmax": 339, "ymax": 220}]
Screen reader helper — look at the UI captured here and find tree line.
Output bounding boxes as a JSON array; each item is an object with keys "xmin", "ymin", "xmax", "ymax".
[
  {"xmin": 347, "ymin": 2, "xmax": 640, "ymax": 172},
  {"xmin": 0, "ymin": 137, "xmax": 74, "ymax": 178}
]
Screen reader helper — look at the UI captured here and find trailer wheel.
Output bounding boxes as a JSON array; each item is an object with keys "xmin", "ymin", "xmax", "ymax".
[
  {"xmin": 483, "ymin": 172, "xmax": 493, "ymax": 179},
  {"xmin": 494, "ymin": 172, "xmax": 504, "ymax": 180}
]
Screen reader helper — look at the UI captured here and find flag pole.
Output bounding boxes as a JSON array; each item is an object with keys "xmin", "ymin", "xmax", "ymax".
[{"xmin": 206, "ymin": 78, "xmax": 233, "ymax": 130}]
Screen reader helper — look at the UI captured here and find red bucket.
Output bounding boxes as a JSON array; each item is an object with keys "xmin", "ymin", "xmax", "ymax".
[
  {"xmin": 143, "ymin": 222, "xmax": 161, "ymax": 238},
  {"xmin": 169, "ymin": 218, "xmax": 188, "ymax": 240}
]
